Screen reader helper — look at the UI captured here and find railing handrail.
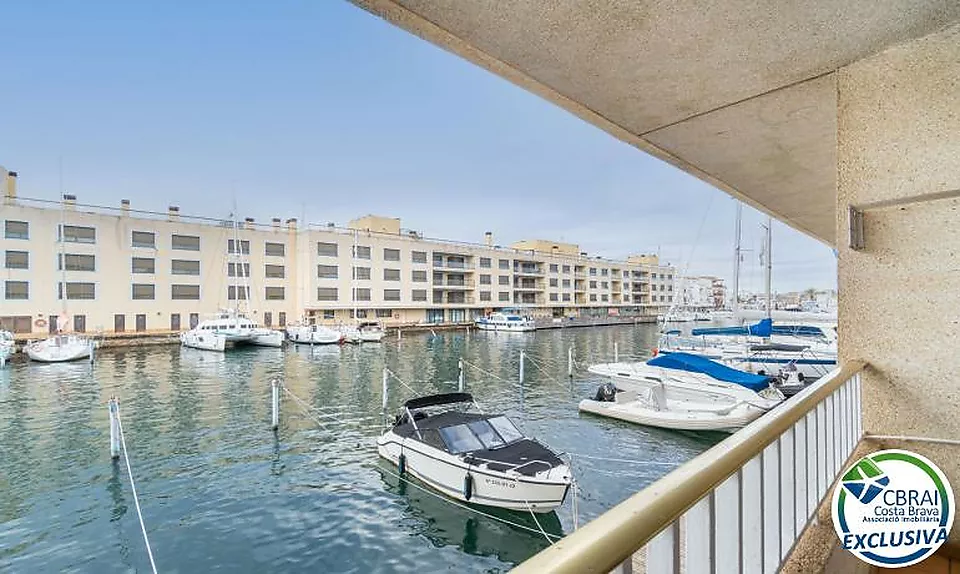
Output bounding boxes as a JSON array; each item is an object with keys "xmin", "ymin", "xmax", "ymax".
[{"xmin": 513, "ymin": 360, "xmax": 866, "ymax": 574}]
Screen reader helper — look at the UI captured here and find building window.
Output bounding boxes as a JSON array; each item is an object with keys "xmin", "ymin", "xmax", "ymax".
[
  {"xmin": 114, "ymin": 314, "xmax": 126, "ymax": 332},
  {"xmin": 562, "ymin": 293, "xmax": 571, "ymax": 302},
  {"xmin": 317, "ymin": 242, "xmax": 338, "ymax": 257},
  {"xmin": 601, "ymin": 269, "xmax": 609, "ymax": 276},
  {"xmin": 590, "ymin": 294, "xmax": 597, "ymax": 302},
  {"xmin": 135, "ymin": 314, "xmax": 146, "ymax": 332},
  {"xmin": 225, "ymin": 262, "xmax": 248, "ymax": 278},
  {"xmin": 375, "ymin": 309, "xmax": 392, "ymax": 319},
  {"xmin": 601, "ymin": 281, "xmax": 609, "ymax": 289},
  {"xmin": 652, "ymin": 273, "xmax": 658, "ymax": 279},
  {"xmin": 5, "ymin": 250, "xmax": 28, "ymax": 269},
  {"xmin": 384, "ymin": 268, "xmax": 401, "ymax": 281},
  {"xmin": 353, "ymin": 245, "xmax": 371, "ymax": 259},
  {"xmin": 317, "ymin": 287, "xmax": 338, "ymax": 301},
  {"xmin": 265, "ymin": 264, "xmax": 285, "ymax": 279},
  {"xmin": 479, "ymin": 274, "xmax": 491, "ymax": 285},
  {"xmin": 171, "ymin": 313, "xmax": 181, "ymax": 331},
  {"xmin": 131, "ymin": 283, "xmax": 155, "ymax": 300},
  {"xmin": 132, "ymin": 231, "xmax": 155, "ymax": 248},
  {"xmin": 623, "ymin": 270, "xmax": 630, "ymax": 278},
  {"xmin": 668, "ymin": 295, "xmax": 673, "ymax": 302},
  {"xmin": 498, "ymin": 259, "xmax": 510, "ymax": 270},
  {"xmin": 660, "ymin": 285, "xmax": 665, "ymax": 291},
  {"xmin": 354, "ymin": 288, "xmax": 371, "ymax": 302},
  {"xmin": 265, "ymin": 242, "xmax": 285, "ymax": 257},
  {"xmin": 383, "ymin": 248, "xmax": 400, "ymax": 261},
  {"xmin": 426, "ymin": 309, "xmax": 444, "ymax": 323},
  {"xmin": 173, "ymin": 259, "xmax": 201, "ymax": 276},
  {"xmin": 58, "ymin": 282, "xmax": 95, "ymax": 300},
  {"xmin": 317, "ymin": 264, "xmax": 338, "ymax": 279},
  {"xmin": 480, "ymin": 291, "xmax": 491, "ymax": 302},
  {"xmin": 498, "ymin": 276, "xmax": 510, "ymax": 286},
  {"xmin": 264, "ymin": 312, "xmax": 273, "ymax": 327},
  {"xmin": 411, "ymin": 251, "xmax": 427, "ymax": 264},
  {"xmin": 74, "ymin": 315, "xmax": 87, "ymax": 333},
  {"xmin": 589, "ymin": 267, "xmax": 597, "ymax": 276},
  {"xmin": 4, "ymin": 281, "xmax": 28, "ymax": 300},
  {"xmin": 624, "ymin": 294, "xmax": 630, "ymax": 302},
  {"xmin": 58, "ymin": 253, "xmax": 96, "ymax": 272},
  {"xmin": 322, "ymin": 310, "xmax": 335, "ymax": 320},
  {"xmin": 227, "ymin": 239, "xmax": 250, "ymax": 254},
  {"xmin": 589, "ymin": 280, "xmax": 597, "ymax": 289},
  {"xmin": 353, "ymin": 266, "xmax": 371, "ymax": 280},
  {"xmin": 549, "ymin": 278, "xmax": 558, "ymax": 287},
  {"xmin": 171, "ymin": 284, "xmax": 200, "ymax": 300},
  {"xmin": 171, "ymin": 234, "xmax": 200, "ymax": 251},
  {"xmin": 498, "ymin": 292, "xmax": 510, "ymax": 302},
  {"xmin": 562, "ymin": 279, "xmax": 571, "ymax": 288},
  {"xmin": 562, "ymin": 265, "xmax": 570, "ymax": 273},
  {"xmin": 384, "ymin": 289, "xmax": 401, "ymax": 302},
  {"xmin": 668, "ymin": 274, "xmax": 673, "ymax": 280},
  {"xmin": 412, "ymin": 289, "xmax": 427, "ymax": 302},
  {"xmin": 601, "ymin": 294, "xmax": 609, "ymax": 302},
  {"xmin": 228, "ymin": 286, "xmax": 250, "ymax": 300},
  {"xmin": 278, "ymin": 312, "xmax": 286, "ymax": 327},
  {"xmin": 131, "ymin": 257, "xmax": 155, "ymax": 274},
  {"xmin": 265, "ymin": 286, "xmax": 285, "ymax": 300},
  {"xmin": 189, "ymin": 313, "xmax": 199, "ymax": 328},
  {"xmin": 4, "ymin": 220, "xmax": 29, "ymax": 239},
  {"xmin": 59, "ymin": 225, "xmax": 96, "ymax": 244},
  {"xmin": 549, "ymin": 264, "xmax": 559, "ymax": 273},
  {"xmin": 668, "ymin": 285, "xmax": 673, "ymax": 292},
  {"xmin": 479, "ymin": 257, "xmax": 491, "ymax": 268},
  {"xmin": 412, "ymin": 270, "xmax": 427, "ymax": 282},
  {"xmin": 549, "ymin": 293, "xmax": 558, "ymax": 302}
]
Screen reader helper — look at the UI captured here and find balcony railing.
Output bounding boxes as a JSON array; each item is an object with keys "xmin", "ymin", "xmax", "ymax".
[
  {"xmin": 433, "ymin": 260, "xmax": 469, "ymax": 270},
  {"xmin": 514, "ymin": 267, "xmax": 544, "ymax": 276},
  {"xmin": 513, "ymin": 283, "xmax": 542, "ymax": 291},
  {"xmin": 432, "ymin": 278, "xmax": 476, "ymax": 289},
  {"xmin": 513, "ymin": 361, "xmax": 866, "ymax": 574}
]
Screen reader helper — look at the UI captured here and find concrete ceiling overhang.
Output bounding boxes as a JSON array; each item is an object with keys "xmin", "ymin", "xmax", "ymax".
[{"xmin": 350, "ymin": 0, "xmax": 960, "ymax": 246}]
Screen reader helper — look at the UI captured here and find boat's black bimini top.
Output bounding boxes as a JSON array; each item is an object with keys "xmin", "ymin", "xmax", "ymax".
[
  {"xmin": 392, "ymin": 409, "xmax": 564, "ymax": 476},
  {"xmin": 403, "ymin": 392, "xmax": 474, "ymax": 410}
]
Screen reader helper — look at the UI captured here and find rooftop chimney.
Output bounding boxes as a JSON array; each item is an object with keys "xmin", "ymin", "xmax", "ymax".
[
  {"xmin": 63, "ymin": 193, "xmax": 77, "ymax": 210},
  {"xmin": 120, "ymin": 199, "xmax": 130, "ymax": 216},
  {"xmin": 271, "ymin": 217, "xmax": 281, "ymax": 230},
  {"xmin": 5, "ymin": 171, "xmax": 16, "ymax": 199},
  {"xmin": 168, "ymin": 205, "xmax": 180, "ymax": 221},
  {"xmin": 244, "ymin": 217, "xmax": 255, "ymax": 230},
  {"xmin": 285, "ymin": 218, "xmax": 297, "ymax": 231},
  {"xmin": 484, "ymin": 231, "xmax": 493, "ymax": 247}
]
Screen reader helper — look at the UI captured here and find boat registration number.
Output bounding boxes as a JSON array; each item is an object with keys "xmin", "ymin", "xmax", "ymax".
[{"xmin": 483, "ymin": 477, "xmax": 516, "ymax": 489}]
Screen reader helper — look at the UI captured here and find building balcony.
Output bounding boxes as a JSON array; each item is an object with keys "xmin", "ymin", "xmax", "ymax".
[
  {"xmin": 514, "ymin": 362, "xmax": 866, "ymax": 574},
  {"xmin": 433, "ymin": 260, "xmax": 472, "ymax": 271},
  {"xmin": 514, "ymin": 268, "xmax": 544, "ymax": 276},
  {"xmin": 432, "ymin": 278, "xmax": 476, "ymax": 289},
  {"xmin": 431, "ymin": 293, "xmax": 475, "ymax": 305},
  {"xmin": 513, "ymin": 284, "xmax": 542, "ymax": 291}
]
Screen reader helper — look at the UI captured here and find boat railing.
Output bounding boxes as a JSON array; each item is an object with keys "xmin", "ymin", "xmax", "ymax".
[
  {"xmin": 513, "ymin": 360, "xmax": 866, "ymax": 574},
  {"xmin": 467, "ymin": 456, "xmax": 555, "ymax": 475}
]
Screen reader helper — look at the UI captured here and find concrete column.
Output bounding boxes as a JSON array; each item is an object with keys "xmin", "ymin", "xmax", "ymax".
[{"xmin": 837, "ymin": 22, "xmax": 960, "ymax": 547}]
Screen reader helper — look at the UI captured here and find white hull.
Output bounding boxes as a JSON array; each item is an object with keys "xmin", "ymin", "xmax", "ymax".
[
  {"xmin": 180, "ymin": 331, "xmax": 226, "ymax": 352},
  {"xmin": 658, "ymin": 340, "xmax": 837, "ymax": 380},
  {"xmin": 26, "ymin": 336, "xmax": 92, "ymax": 363},
  {"xmin": 475, "ymin": 323, "xmax": 536, "ymax": 332},
  {"xmin": 377, "ymin": 432, "xmax": 570, "ymax": 513},
  {"xmin": 250, "ymin": 329, "xmax": 284, "ymax": 348},
  {"xmin": 359, "ymin": 330, "xmax": 385, "ymax": 342},
  {"xmin": 286, "ymin": 325, "xmax": 343, "ymax": 345},
  {"xmin": 579, "ymin": 396, "xmax": 767, "ymax": 432}
]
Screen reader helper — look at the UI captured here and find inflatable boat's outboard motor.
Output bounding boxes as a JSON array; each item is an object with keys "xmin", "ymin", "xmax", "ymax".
[{"xmin": 594, "ymin": 382, "xmax": 619, "ymax": 402}]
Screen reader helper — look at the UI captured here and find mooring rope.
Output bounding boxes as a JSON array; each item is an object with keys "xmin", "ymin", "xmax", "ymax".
[
  {"xmin": 375, "ymin": 465, "xmax": 563, "ymax": 542},
  {"xmin": 565, "ymin": 452, "xmax": 684, "ymax": 467},
  {"xmin": 383, "ymin": 368, "xmax": 420, "ymax": 396},
  {"xmin": 525, "ymin": 500, "xmax": 555, "ymax": 545},
  {"xmin": 115, "ymin": 403, "xmax": 159, "ymax": 574},
  {"xmin": 281, "ymin": 387, "xmax": 331, "ymax": 431},
  {"xmin": 521, "ymin": 354, "xmax": 573, "ymax": 390},
  {"xmin": 460, "ymin": 359, "xmax": 518, "ymax": 386}
]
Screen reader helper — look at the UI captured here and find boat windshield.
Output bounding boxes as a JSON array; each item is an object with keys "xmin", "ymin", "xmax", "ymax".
[
  {"xmin": 438, "ymin": 424, "xmax": 484, "ymax": 454},
  {"xmin": 488, "ymin": 416, "xmax": 523, "ymax": 444},
  {"xmin": 467, "ymin": 420, "xmax": 505, "ymax": 449}
]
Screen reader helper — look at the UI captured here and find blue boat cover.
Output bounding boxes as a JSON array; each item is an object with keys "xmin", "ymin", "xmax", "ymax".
[
  {"xmin": 691, "ymin": 318, "xmax": 772, "ymax": 337},
  {"xmin": 648, "ymin": 352, "xmax": 772, "ymax": 392}
]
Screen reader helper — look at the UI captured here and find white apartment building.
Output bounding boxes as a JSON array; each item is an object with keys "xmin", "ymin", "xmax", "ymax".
[
  {"xmin": 0, "ymin": 171, "xmax": 676, "ymax": 335},
  {"xmin": 679, "ymin": 275, "xmax": 725, "ymax": 310}
]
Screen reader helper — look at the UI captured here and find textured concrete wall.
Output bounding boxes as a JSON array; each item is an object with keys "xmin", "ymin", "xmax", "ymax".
[{"xmin": 837, "ymin": 23, "xmax": 960, "ymax": 547}]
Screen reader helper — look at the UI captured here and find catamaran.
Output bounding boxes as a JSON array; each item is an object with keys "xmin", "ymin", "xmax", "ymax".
[
  {"xmin": 378, "ymin": 392, "xmax": 572, "ymax": 512},
  {"xmin": 581, "ymin": 352, "xmax": 784, "ymax": 432}
]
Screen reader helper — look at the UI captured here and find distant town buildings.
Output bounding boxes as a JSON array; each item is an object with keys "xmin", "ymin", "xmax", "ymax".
[
  {"xmin": 679, "ymin": 276, "xmax": 726, "ymax": 310},
  {"xmin": 0, "ymin": 168, "xmax": 678, "ymax": 334}
]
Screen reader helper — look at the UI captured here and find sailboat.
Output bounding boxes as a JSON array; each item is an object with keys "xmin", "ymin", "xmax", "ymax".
[
  {"xmin": 27, "ymin": 192, "xmax": 93, "ymax": 363},
  {"xmin": 336, "ymin": 230, "xmax": 385, "ymax": 343},
  {"xmin": 1, "ymin": 330, "xmax": 16, "ymax": 367}
]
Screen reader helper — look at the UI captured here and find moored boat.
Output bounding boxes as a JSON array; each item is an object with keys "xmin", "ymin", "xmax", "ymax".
[
  {"xmin": 377, "ymin": 392, "xmax": 572, "ymax": 513},
  {"xmin": 358, "ymin": 321, "xmax": 386, "ymax": 342},
  {"xmin": 1, "ymin": 331, "xmax": 16, "ymax": 366},
  {"xmin": 180, "ymin": 330, "xmax": 227, "ymax": 352},
  {"xmin": 475, "ymin": 311, "xmax": 536, "ymax": 332},
  {"xmin": 286, "ymin": 324, "xmax": 343, "ymax": 345},
  {"xmin": 26, "ymin": 334, "xmax": 93, "ymax": 363}
]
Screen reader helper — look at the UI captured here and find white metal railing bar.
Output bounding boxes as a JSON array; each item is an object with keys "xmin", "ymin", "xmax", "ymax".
[{"xmin": 512, "ymin": 361, "xmax": 866, "ymax": 574}]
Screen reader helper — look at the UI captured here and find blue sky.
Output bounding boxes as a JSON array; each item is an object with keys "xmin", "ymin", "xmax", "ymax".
[{"xmin": 1, "ymin": 0, "xmax": 836, "ymax": 292}]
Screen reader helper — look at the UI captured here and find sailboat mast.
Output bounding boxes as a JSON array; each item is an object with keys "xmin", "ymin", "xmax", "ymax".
[
  {"xmin": 731, "ymin": 201, "xmax": 742, "ymax": 316},
  {"xmin": 352, "ymin": 229, "xmax": 359, "ymax": 322},
  {"xmin": 58, "ymin": 158, "xmax": 67, "ymax": 328},
  {"xmin": 764, "ymin": 216, "xmax": 773, "ymax": 319}
]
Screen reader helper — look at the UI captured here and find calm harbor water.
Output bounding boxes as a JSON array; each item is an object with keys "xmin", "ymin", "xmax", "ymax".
[{"xmin": 0, "ymin": 325, "xmax": 722, "ymax": 573}]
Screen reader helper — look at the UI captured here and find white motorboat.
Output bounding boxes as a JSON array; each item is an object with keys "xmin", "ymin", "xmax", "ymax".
[
  {"xmin": 475, "ymin": 311, "xmax": 536, "ymax": 332},
  {"xmin": 693, "ymin": 311, "xmax": 712, "ymax": 321},
  {"xmin": 581, "ymin": 353, "xmax": 784, "ymax": 432},
  {"xmin": 1, "ymin": 331, "xmax": 16, "ymax": 366},
  {"xmin": 286, "ymin": 324, "xmax": 343, "ymax": 345},
  {"xmin": 25, "ymin": 334, "xmax": 93, "ymax": 363},
  {"xmin": 378, "ymin": 392, "xmax": 572, "ymax": 513},
  {"xmin": 358, "ymin": 321, "xmax": 386, "ymax": 343},
  {"xmin": 337, "ymin": 324, "xmax": 362, "ymax": 344},
  {"xmin": 250, "ymin": 328, "xmax": 284, "ymax": 348},
  {"xmin": 180, "ymin": 330, "xmax": 227, "ymax": 352}
]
